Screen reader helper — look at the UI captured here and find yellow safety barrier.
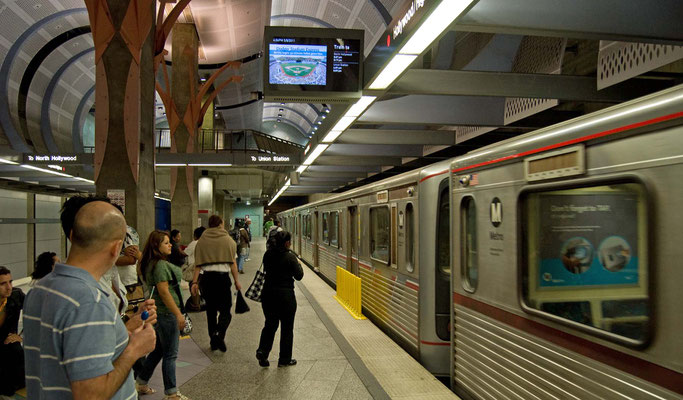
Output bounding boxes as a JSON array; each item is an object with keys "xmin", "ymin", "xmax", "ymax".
[{"xmin": 333, "ymin": 266, "xmax": 366, "ymax": 320}]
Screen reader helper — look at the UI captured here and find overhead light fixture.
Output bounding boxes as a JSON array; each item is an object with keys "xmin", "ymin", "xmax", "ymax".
[
  {"xmin": 280, "ymin": 102, "xmax": 285, "ymax": 106},
  {"xmin": 322, "ymin": 130, "xmax": 343, "ymax": 143},
  {"xmin": 21, "ymin": 164, "xmax": 71, "ymax": 178},
  {"xmin": 399, "ymin": 0, "xmax": 475, "ymax": 55},
  {"xmin": 324, "ymin": 108, "xmax": 330, "ymax": 113},
  {"xmin": 0, "ymin": 158, "xmax": 18, "ymax": 165},
  {"xmin": 246, "ymin": 201, "xmax": 251, "ymax": 205},
  {"xmin": 345, "ymin": 96, "xmax": 376, "ymax": 118},
  {"xmin": 277, "ymin": 119, "xmax": 281, "ymax": 122},
  {"xmin": 368, "ymin": 54, "xmax": 417, "ymax": 89},
  {"xmin": 330, "ymin": 116, "xmax": 356, "ymax": 132},
  {"xmin": 296, "ymin": 165, "xmax": 307, "ymax": 174},
  {"xmin": 312, "ymin": 126, "xmax": 318, "ymax": 130},
  {"xmin": 321, "ymin": 115, "xmax": 326, "ymax": 119},
  {"xmin": 73, "ymin": 177, "xmax": 94, "ymax": 184},
  {"xmin": 154, "ymin": 194, "xmax": 171, "ymax": 202},
  {"xmin": 156, "ymin": 163, "xmax": 187, "ymax": 167},
  {"xmin": 302, "ymin": 144, "xmax": 328, "ymax": 165},
  {"xmin": 187, "ymin": 163, "xmax": 232, "ymax": 167},
  {"xmin": 279, "ymin": 108, "xmax": 284, "ymax": 112},
  {"xmin": 316, "ymin": 121, "xmax": 322, "ymax": 125}
]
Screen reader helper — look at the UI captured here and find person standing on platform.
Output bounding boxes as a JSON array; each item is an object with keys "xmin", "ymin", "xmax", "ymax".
[
  {"xmin": 168, "ymin": 230, "xmax": 187, "ymax": 268},
  {"xmin": 136, "ymin": 230, "xmax": 189, "ymax": 400},
  {"xmin": 256, "ymin": 231, "xmax": 303, "ymax": 367},
  {"xmin": 22, "ymin": 200, "xmax": 156, "ymax": 399},
  {"xmin": 237, "ymin": 223, "xmax": 250, "ymax": 274},
  {"xmin": 190, "ymin": 215, "xmax": 242, "ymax": 352},
  {"xmin": 263, "ymin": 219, "xmax": 273, "ymax": 237},
  {"xmin": 183, "ymin": 227, "xmax": 205, "ymax": 311},
  {"xmin": 245, "ymin": 219, "xmax": 252, "ymax": 261},
  {"xmin": 0, "ymin": 266, "xmax": 25, "ymax": 398}
]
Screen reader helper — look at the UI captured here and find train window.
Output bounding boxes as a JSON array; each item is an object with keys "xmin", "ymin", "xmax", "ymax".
[
  {"xmin": 405, "ymin": 203, "xmax": 415, "ymax": 273},
  {"xmin": 329, "ymin": 211, "xmax": 339, "ymax": 247},
  {"xmin": 370, "ymin": 206, "xmax": 390, "ymax": 264},
  {"xmin": 521, "ymin": 181, "xmax": 650, "ymax": 345},
  {"xmin": 391, "ymin": 206, "xmax": 397, "ymax": 268},
  {"xmin": 322, "ymin": 212, "xmax": 329, "ymax": 244},
  {"xmin": 306, "ymin": 215, "xmax": 311, "ymax": 239},
  {"xmin": 461, "ymin": 197, "xmax": 478, "ymax": 292},
  {"xmin": 437, "ymin": 188, "xmax": 450, "ymax": 275}
]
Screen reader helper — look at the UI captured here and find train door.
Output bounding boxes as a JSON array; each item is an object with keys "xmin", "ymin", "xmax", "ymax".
[
  {"xmin": 297, "ymin": 215, "xmax": 302, "ymax": 254},
  {"xmin": 313, "ymin": 211, "xmax": 319, "ymax": 269},
  {"xmin": 348, "ymin": 206, "xmax": 359, "ymax": 276},
  {"xmin": 435, "ymin": 179, "xmax": 451, "ymax": 341}
]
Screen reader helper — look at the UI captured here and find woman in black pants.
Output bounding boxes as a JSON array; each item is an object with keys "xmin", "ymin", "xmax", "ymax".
[{"xmin": 256, "ymin": 231, "xmax": 304, "ymax": 367}]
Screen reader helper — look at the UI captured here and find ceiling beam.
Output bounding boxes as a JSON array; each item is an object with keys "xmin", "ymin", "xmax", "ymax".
[
  {"xmin": 457, "ymin": 0, "xmax": 683, "ymax": 46},
  {"xmin": 325, "ymin": 144, "xmax": 425, "ymax": 157},
  {"xmin": 302, "ymin": 171, "xmax": 369, "ymax": 179},
  {"xmin": 337, "ymin": 129, "xmax": 456, "ymax": 145},
  {"xmin": 306, "ymin": 165, "xmax": 380, "ymax": 173},
  {"xmin": 388, "ymin": 70, "xmax": 669, "ymax": 102},
  {"xmin": 315, "ymin": 155, "xmax": 404, "ymax": 167}
]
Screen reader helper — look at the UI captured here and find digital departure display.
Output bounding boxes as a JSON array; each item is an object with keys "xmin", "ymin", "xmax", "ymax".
[{"xmin": 263, "ymin": 27, "xmax": 363, "ymax": 102}]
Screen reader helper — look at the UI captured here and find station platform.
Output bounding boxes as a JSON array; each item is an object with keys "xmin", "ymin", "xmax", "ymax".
[{"xmin": 13, "ymin": 237, "xmax": 457, "ymax": 400}]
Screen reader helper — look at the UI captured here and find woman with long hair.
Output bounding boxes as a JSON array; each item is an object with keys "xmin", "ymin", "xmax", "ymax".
[
  {"xmin": 135, "ymin": 230, "xmax": 190, "ymax": 400},
  {"xmin": 255, "ymin": 230, "xmax": 303, "ymax": 367},
  {"xmin": 31, "ymin": 251, "xmax": 59, "ymax": 284}
]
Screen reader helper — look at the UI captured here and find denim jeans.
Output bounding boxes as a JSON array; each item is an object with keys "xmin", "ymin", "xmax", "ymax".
[
  {"xmin": 136, "ymin": 313, "xmax": 179, "ymax": 395},
  {"xmin": 237, "ymin": 253, "xmax": 246, "ymax": 272}
]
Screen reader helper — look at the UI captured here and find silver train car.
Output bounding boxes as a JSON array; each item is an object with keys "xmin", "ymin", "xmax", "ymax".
[{"xmin": 279, "ymin": 84, "xmax": 683, "ymax": 397}]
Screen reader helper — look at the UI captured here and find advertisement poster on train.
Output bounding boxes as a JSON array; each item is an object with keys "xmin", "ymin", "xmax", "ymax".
[{"xmin": 537, "ymin": 193, "xmax": 638, "ymax": 288}]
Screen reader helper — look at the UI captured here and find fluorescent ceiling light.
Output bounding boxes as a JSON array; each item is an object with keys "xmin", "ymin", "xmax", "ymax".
[
  {"xmin": 21, "ymin": 164, "xmax": 71, "ymax": 178},
  {"xmin": 330, "ymin": 116, "xmax": 356, "ymax": 132},
  {"xmin": 156, "ymin": 163, "xmax": 187, "ymax": 167},
  {"xmin": 322, "ymin": 130, "xmax": 343, "ymax": 144},
  {"xmin": 73, "ymin": 177, "xmax": 95, "ymax": 184},
  {"xmin": 154, "ymin": 195, "xmax": 171, "ymax": 202},
  {"xmin": 187, "ymin": 163, "xmax": 232, "ymax": 167},
  {"xmin": 284, "ymin": 178, "xmax": 291, "ymax": 188},
  {"xmin": 302, "ymin": 144, "xmax": 329, "ymax": 166},
  {"xmin": 345, "ymin": 96, "xmax": 376, "ymax": 118},
  {"xmin": 400, "ymin": 0, "xmax": 475, "ymax": 55},
  {"xmin": 0, "ymin": 158, "xmax": 18, "ymax": 165},
  {"xmin": 368, "ymin": 54, "xmax": 417, "ymax": 89},
  {"xmin": 296, "ymin": 165, "xmax": 307, "ymax": 174}
]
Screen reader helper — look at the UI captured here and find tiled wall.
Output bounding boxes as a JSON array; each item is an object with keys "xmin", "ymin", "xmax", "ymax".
[
  {"xmin": 0, "ymin": 189, "xmax": 28, "ymax": 278},
  {"xmin": 0, "ymin": 190, "xmax": 64, "ymax": 279},
  {"xmin": 35, "ymin": 194, "xmax": 63, "ymax": 263}
]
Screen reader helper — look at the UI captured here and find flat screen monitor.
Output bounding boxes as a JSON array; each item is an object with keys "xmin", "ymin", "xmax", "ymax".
[{"xmin": 263, "ymin": 26, "xmax": 363, "ymax": 103}]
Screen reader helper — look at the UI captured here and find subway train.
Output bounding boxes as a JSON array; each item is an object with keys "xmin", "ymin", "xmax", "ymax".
[{"xmin": 279, "ymin": 84, "xmax": 683, "ymax": 399}]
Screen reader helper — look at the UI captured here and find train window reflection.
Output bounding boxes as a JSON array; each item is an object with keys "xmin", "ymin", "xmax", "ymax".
[
  {"xmin": 461, "ymin": 197, "xmax": 478, "ymax": 291},
  {"xmin": 330, "ymin": 211, "xmax": 339, "ymax": 248},
  {"xmin": 370, "ymin": 206, "xmax": 390, "ymax": 263},
  {"xmin": 322, "ymin": 212, "xmax": 329, "ymax": 244},
  {"xmin": 405, "ymin": 203, "xmax": 415, "ymax": 273},
  {"xmin": 521, "ymin": 182, "xmax": 649, "ymax": 345}
]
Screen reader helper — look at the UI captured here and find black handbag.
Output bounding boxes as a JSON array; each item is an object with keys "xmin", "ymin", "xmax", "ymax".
[{"xmin": 235, "ymin": 290, "xmax": 250, "ymax": 314}]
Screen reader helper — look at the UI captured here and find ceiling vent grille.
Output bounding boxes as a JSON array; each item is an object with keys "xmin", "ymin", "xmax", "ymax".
[{"xmin": 597, "ymin": 41, "xmax": 683, "ymax": 89}]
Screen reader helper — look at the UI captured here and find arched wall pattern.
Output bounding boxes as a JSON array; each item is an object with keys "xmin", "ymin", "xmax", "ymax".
[
  {"xmin": 42, "ymin": 47, "xmax": 95, "ymax": 154},
  {"xmin": 262, "ymin": 117, "xmax": 309, "ymax": 138},
  {"xmin": 19, "ymin": 26, "xmax": 92, "ymax": 152},
  {"xmin": 264, "ymin": 104, "xmax": 315, "ymax": 128},
  {"xmin": 72, "ymin": 85, "xmax": 95, "ymax": 154},
  {"xmin": 0, "ymin": 8, "xmax": 88, "ymax": 153}
]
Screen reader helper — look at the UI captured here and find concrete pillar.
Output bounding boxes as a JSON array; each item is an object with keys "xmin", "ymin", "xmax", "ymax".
[
  {"xmin": 88, "ymin": 0, "xmax": 156, "ymax": 240},
  {"xmin": 170, "ymin": 24, "xmax": 198, "ymax": 244}
]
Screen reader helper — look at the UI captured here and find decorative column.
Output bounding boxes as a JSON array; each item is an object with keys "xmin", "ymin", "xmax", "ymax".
[
  {"xmin": 169, "ymin": 23, "xmax": 198, "ymax": 243},
  {"xmin": 86, "ymin": 0, "xmax": 156, "ymax": 238}
]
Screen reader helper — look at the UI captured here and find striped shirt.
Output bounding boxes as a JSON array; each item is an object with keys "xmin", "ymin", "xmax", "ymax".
[{"xmin": 22, "ymin": 263, "xmax": 136, "ymax": 400}]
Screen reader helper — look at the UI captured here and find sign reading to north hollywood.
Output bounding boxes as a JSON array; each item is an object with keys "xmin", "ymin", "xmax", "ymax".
[{"xmin": 24, "ymin": 154, "xmax": 82, "ymax": 164}]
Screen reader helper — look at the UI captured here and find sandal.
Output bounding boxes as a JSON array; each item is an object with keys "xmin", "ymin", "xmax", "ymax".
[
  {"xmin": 136, "ymin": 384, "xmax": 156, "ymax": 395},
  {"xmin": 163, "ymin": 392, "xmax": 190, "ymax": 400}
]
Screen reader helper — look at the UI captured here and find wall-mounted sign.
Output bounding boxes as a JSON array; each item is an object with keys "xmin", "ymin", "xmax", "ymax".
[
  {"xmin": 24, "ymin": 154, "xmax": 82, "ymax": 164},
  {"xmin": 393, "ymin": 0, "xmax": 426, "ymax": 40},
  {"xmin": 243, "ymin": 153, "xmax": 299, "ymax": 165},
  {"xmin": 376, "ymin": 190, "xmax": 389, "ymax": 203},
  {"xmin": 107, "ymin": 189, "xmax": 125, "ymax": 215}
]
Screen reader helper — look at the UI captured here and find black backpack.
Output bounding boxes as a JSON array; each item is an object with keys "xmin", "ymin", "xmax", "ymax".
[{"xmin": 230, "ymin": 228, "xmax": 240, "ymax": 243}]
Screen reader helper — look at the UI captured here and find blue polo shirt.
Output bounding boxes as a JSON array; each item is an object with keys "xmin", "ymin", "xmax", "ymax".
[{"xmin": 23, "ymin": 263, "xmax": 136, "ymax": 400}]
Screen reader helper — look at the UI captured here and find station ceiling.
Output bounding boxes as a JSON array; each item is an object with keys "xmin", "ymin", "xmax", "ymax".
[{"xmin": 0, "ymin": 0, "xmax": 681, "ymax": 200}]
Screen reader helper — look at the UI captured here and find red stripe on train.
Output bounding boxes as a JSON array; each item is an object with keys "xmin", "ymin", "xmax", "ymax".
[
  {"xmin": 453, "ymin": 292, "xmax": 683, "ymax": 395},
  {"xmin": 421, "ymin": 340, "xmax": 450, "ymax": 346},
  {"xmin": 452, "ymin": 111, "xmax": 683, "ymax": 174},
  {"xmin": 405, "ymin": 281, "xmax": 419, "ymax": 291}
]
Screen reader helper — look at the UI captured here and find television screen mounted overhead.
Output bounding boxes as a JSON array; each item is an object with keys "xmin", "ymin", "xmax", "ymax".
[{"xmin": 263, "ymin": 26, "xmax": 364, "ymax": 103}]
